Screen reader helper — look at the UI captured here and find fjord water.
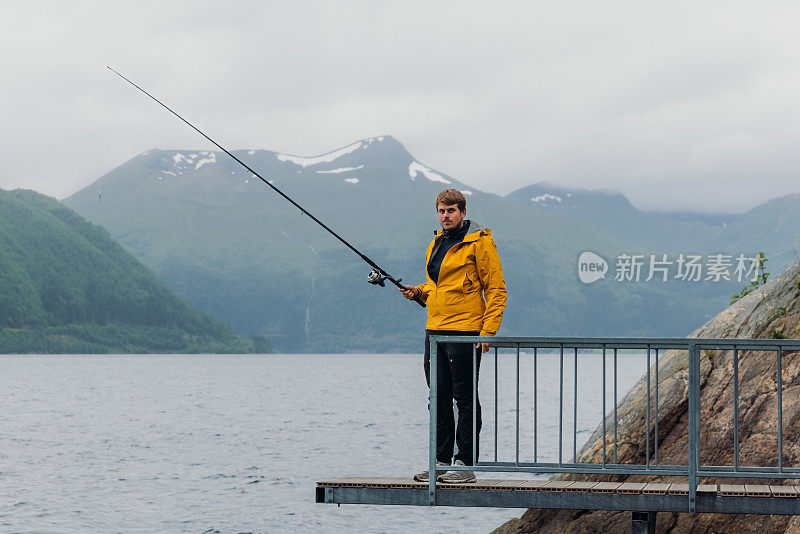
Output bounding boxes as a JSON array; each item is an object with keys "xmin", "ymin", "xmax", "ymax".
[{"xmin": 0, "ymin": 353, "xmax": 645, "ymax": 533}]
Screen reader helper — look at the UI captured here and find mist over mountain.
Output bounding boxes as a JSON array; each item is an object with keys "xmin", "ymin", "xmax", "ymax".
[
  {"xmin": 648, "ymin": 210, "xmax": 739, "ymax": 227},
  {"xmin": 64, "ymin": 137, "xmax": 797, "ymax": 352}
]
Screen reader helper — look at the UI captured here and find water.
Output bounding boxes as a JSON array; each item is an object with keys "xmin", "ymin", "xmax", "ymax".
[{"xmin": 0, "ymin": 352, "xmax": 646, "ymax": 533}]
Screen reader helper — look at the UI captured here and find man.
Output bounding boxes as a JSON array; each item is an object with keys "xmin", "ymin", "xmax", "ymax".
[{"xmin": 400, "ymin": 188, "xmax": 507, "ymax": 484}]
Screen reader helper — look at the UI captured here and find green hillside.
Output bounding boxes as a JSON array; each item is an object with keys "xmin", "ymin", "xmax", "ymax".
[{"xmin": 0, "ymin": 188, "xmax": 269, "ymax": 353}]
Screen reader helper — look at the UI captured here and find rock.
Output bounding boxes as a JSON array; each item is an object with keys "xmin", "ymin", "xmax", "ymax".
[{"xmin": 496, "ymin": 263, "xmax": 800, "ymax": 533}]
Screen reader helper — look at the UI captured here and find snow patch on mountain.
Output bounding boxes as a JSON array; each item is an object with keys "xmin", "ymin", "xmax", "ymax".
[
  {"xmin": 531, "ymin": 194, "xmax": 562, "ymax": 204},
  {"xmin": 173, "ymin": 153, "xmax": 191, "ymax": 166},
  {"xmin": 195, "ymin": 152, "xmax": 216, "ymax": 169},
  {"xmin": 363, "ymin": 137, "xmax": 383, "ymax": 150},
  {"xmin": 344, "ymin": 178, "xmax": 359, "ymax": 184},
  {"xmin": 316, "ymin": 165, "xmax": 364, "ymax": 174},
  {"xmin": 361, "ymin": 136, "xmax": 386, "ymax": 149},
  {"xmin": 461, "ymin": 190, "xmax": 472, "ymax": 195},
  {"xmin": 277, "ymin": 141, "xmax": 362, "ymax": 167},
  {"xmin": 409, "ymin": 161, "xmax": 451, "ymax": 184},
  {"xmin": 248, "ymin": 150, "xmax": 255, "ymax": 155}
]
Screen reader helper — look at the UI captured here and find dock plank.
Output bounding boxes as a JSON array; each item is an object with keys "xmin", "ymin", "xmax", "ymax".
[
  {"xmin": 744, "ymin": 485, "xmax": 772, "ymax": 497},
  {"xmin": 771, "ymin": 486, "xmax": 798, "ymax": 497},
  {"xmin": 474, "ymin": 480, "xmax": 525, "ymax": 491},
  {"xmin": 516, "ymin": 480, "xmax": 548, "ymax": 491},
  {"xmin": 617, "ymin": 482, "xmax": 647, "ymax": 494},
  {"xmin": 697, "ymin": 484, "xmax": 717, "ymax": 494},
  {"xmin": 593, "ymin": 482, "xmax": 622, "ymax": 493},
  {"xmin": 720, "ymin": 484, "xmax": 747, "ymax": 496},
  {"xmin": 642, "ymin": 483, "xmax": 671, "ymax": 494},
  {"xmin": 467, "ymin": 479, "xmax": 514, "ymax": 490},
  {"xmin": 667, "ymin": 483, "xmax": 689, "ymax": 495},
  {"xmin": 565, "ymin": 481, "xmax": 599, "ymax": 492},
  {"xmin": 540, "ymin": 480, "xmax": 573, "ymax": 491}
]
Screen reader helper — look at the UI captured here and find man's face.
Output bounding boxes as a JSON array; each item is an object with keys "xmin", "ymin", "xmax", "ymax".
[{"xmin": 437, "ymin": 203, "xmax": 465, "ymax": 231}]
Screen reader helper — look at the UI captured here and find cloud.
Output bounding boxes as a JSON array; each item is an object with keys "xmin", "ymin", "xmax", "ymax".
[{"xmin": 2, "ymin": 1, "xmax": 800, "ymax": 214}]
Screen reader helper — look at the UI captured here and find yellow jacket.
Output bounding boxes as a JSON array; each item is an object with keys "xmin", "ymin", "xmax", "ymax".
[{"xmin": 415, "ymin": 224, "xmax": 507, "ymax": 336}]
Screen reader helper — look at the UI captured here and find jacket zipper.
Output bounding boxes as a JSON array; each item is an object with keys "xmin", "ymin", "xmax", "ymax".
[{"xmin": 431, "ymin": 238, "xmax": 473, "ymax": 329}]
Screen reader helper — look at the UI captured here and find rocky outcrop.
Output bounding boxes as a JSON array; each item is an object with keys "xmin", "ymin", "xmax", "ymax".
[{"xmin": 494, "ymin": 263, "xmax": 800, "ymax": 533}]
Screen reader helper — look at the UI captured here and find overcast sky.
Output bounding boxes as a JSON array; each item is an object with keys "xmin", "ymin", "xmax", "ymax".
[{"xmin": 2, "ymin": 1, "xmax": 799, "ymax": 213}]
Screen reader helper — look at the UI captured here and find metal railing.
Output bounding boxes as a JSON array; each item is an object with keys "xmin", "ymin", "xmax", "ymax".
[{"xmin": 427, "ymin": 336, "xmax": 800, "ymax": 511}]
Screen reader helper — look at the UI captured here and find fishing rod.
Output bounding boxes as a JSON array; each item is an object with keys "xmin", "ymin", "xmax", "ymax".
[{"xmin": 108, "ymin": 66, "xmax": 425, "ymax": 308}]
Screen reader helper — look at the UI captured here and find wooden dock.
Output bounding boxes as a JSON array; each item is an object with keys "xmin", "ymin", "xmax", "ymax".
[{"xmin": 316, "ymin": 478, "xmax": 800, "ymax": 515}]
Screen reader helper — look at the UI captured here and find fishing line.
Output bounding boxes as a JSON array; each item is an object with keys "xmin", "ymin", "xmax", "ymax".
[{"xmin": 108, "ymin": 66, "xmax": 425, "ymax": 307}]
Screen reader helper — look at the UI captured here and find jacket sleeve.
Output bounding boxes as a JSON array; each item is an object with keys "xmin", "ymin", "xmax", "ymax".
[
  {"xmin": 476, "ymin": 234, "xmax": 507, "ymax": 336},
  {"xmin": 415, "ymin": 239, "xmax": 436, "ymax": 303},
  {"xmin": 414, "ymin": 281, "xmax": 431, "ymax": 303}
]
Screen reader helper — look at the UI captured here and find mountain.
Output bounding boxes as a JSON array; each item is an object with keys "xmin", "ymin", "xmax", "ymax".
[
  {"xmin": 507, "ymin": 182, "xmax": 739, "ymax": 228},
  {"xmin": 506, "ymin": 182, "xmax": 800, "ymax": 274},
  {"xmin": 505, "ymin": 181, "xmax": 631, "ymax": 210},
  {"xmin": 0, "ymin": 188, "xmax": 268, "ymax": 353},
  {"xmin": 710, "ymin": 193, "xmax": 800, "ymax": 272},
  {"xmin": 505, "ymin": 182, "xmax": 726, "ymax": 252},
  {"xmin": 650, "ymin": 210, "xmax": 739, "ymax": 227},
  {"xmin": 64, "ymin": 136, "xmax": 736, "ymax": 352}
]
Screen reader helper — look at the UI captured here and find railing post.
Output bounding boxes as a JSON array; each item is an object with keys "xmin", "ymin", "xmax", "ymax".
[
  {"xmin": 533, "ymin": 347, "xmax": 537, "ymax": 463},
  {"xmin": 602, "ymin": 345, "xmax": 606, "ymax": 467},
  {"xmin": 646, "ymin": 346, "xmax": 650, "ymax": 469},
  {"xmin": 429, "ymin": 337, "xmax": 438, "ymax": 506},
  {"xmin": 516, "ymin": 345, "xmax": 520, "ymax": 466},
  {"xmin": 473, "ymin": 342, "xmax": 478, "ymax": 467},
  {"xmin": 495, "ymin": 346, "xmax": 498, "ymax": 463},
  {"xmin": 687, "ymin": 342, "xmax": 698, "ymax": 513},
  {"xmin": 559, "ymin": 344, "xmax": 564, "ymax": 466},
  {"xmin": 733, "ymin": 347, "xmax": 739, "ymax": 471},
  {"xmin": 777, "ymin": 346, "xmax": 783, "ymax": 473}
]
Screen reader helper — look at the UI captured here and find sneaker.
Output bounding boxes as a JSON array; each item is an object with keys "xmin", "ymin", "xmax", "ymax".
[
  {"xmin": 437, "ymin": 460, "xmax": 477, "ymax": 483},
  {"xmin": 414, "ymin": 461, "xmax": 450, "ymax": 482}
]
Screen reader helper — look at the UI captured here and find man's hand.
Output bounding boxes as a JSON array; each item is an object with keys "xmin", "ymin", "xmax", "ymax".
[
  {"xmin": 400, "ymin": 285, "xmax": 419, "ymax": 300},
  {"xmin": 476, "ymin": 342, "xmax": 491, "ymax": 353}
]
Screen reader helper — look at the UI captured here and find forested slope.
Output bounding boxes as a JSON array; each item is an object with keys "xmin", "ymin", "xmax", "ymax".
[{"xmin": 0, "ymin": 189, "xmax": 269, "ymax": 353}]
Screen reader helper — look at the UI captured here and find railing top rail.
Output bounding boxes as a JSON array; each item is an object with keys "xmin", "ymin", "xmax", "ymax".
[{"xmin": 427, "ymin": 335, "xmax": 800, "ymax": 349}]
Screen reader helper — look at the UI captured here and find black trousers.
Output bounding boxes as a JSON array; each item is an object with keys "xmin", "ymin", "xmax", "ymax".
[{"xmin": 424, "ymin": 330, "xmax": 482, "ymax": 466}]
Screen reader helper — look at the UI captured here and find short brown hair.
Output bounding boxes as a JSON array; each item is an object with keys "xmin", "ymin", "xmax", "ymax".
[{"xmin": 435, "ymin": 188, "xmax": 466, "ymax": 212}]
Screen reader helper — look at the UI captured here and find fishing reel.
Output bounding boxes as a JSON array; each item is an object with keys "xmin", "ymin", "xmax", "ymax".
[{"xmin": 367, "ymin": 269, "xmax": 397, "ymax": 287}]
